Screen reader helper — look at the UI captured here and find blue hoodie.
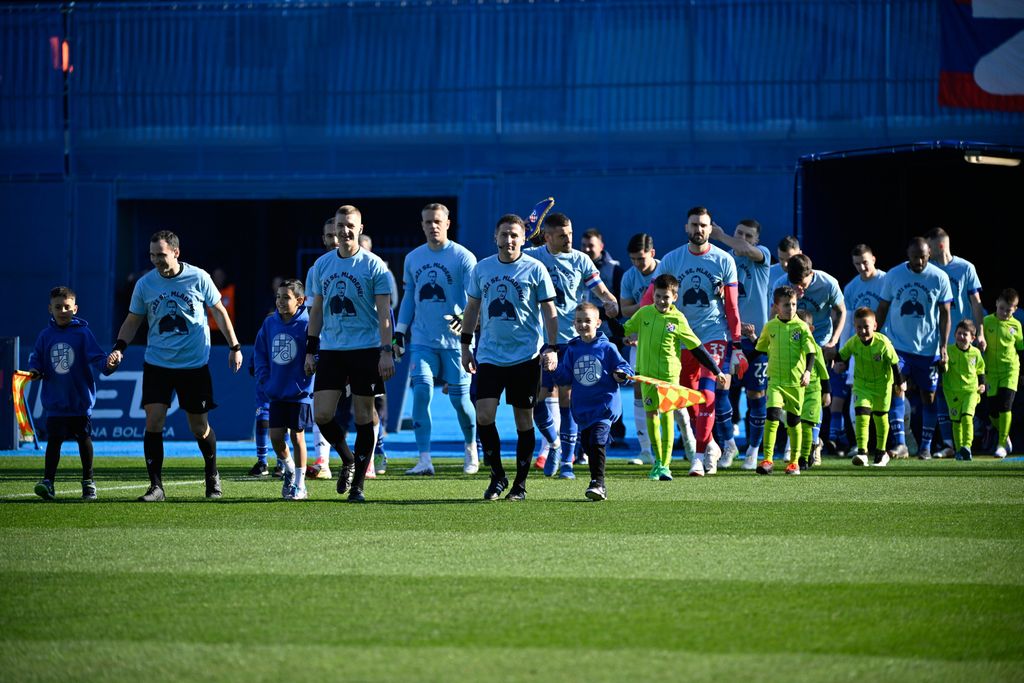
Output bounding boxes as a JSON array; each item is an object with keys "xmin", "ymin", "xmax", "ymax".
[
  {"xmin": 253, "ymin": 307, "xmax": 313, "ymax": 403},
  {"xmin": 28, "ymin": 316, "xmax": 110, "ymax": 417},
  {"xmin": 553, "ymin": 332, "xmax": 633, "ymax": 429}
]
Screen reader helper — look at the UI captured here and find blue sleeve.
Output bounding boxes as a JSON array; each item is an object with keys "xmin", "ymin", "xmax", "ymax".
[
  {"xmin": 199, "ymin": 269, "xmax": 221, "ymax": 307},
  {"xmin": 83, "ymin": 328, "xmax": 111, "ymax": 375},
  {"xmin": 553, "ymin": 346, "xmax": 574, "ymax": 386},
  {"xmin": 879, "ymin": 272, "xmax": 895, "ymax": 302},
  {"xmin": 828, "ymin": 276, "xmax": 842, "ymax": 307},
  {"xmin": 938, "ymin": 272, "xmax": 954, "ymax": 303},
  {"xmin": 28, "ymin": 331, "xmax": 45, "ymax": 376},
  {"xmin": 466, "ymin": 264, "xmax": 482, "ymax": 300},
  {"xmin": 371, "ymin": 260, "xmax": 391, "ymax": 297},
  {"xmin": 536, "ymin": 265, "xmax": 556, "ymax": 302},
  {"xmin": 397, "ymin": 258, "xmax": 415, "ymax": 330},
  {"xmin": 606, "ymin": 344, "xmax": 633, "ymax": 384},
  {"xmin": 965, "ymin": 262, "xmax": 982, "ymax": 294},
  {"xmin": 253, "ymin": 324, "xmax": 270, "ymax": 387}
]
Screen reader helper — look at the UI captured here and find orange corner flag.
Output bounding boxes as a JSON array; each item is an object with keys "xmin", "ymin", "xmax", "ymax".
[{"xmin": 629, "ymin": 375, "xmax": 705, "ymax": 412}]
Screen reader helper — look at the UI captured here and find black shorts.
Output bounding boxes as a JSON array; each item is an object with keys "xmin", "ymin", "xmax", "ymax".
[
  {"xmin": 269, "ymin": 401, "xmax": 314, "ymax": 432},
  {"xmin": 476, "ymin": 357, "xmax": 542, "ymax": 409},
  {"xmin": 46, "ymin": 416, "xmax": 92, "ymax": 442},
  {"xmin": 141, "ymin": 362, "xmax": 217, "ymax": 414},
  {"xmin": 314, "ymin": 349, "xmax": 386, "ymax": 397}
]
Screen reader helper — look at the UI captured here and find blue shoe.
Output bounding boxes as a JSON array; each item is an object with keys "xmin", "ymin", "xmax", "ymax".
[
  {"xmin": 543, "ymin": 452, "xmax": 559, "ymax": 477},
  {"xmin": 558, "ymin": 463, "xmax": 575, "ymax": 480},
  {"xmin": 956, "ymin": 447, "xmax": 973, "ymax": 461},
  {"xmin": 281, "ymin": 468, "xmax": 295, "ymax": 498},
  {"xmin": 34, "ymin": 479, "xmax": 55, "ymax": 501}
]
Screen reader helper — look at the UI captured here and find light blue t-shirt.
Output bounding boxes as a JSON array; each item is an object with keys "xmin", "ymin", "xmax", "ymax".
[
  {"xmin": 767, "ymin": 263, "xmax": 785, "ymax": 300},
  {"xmin": 129, "ymin": 263, "xmax": 221, "ymax": 369},
  {"xmin": 841, "ymin": 270, "xmax": 887, "ymax": 341},
  {"xmin": 879, "ymin": 262, "xmax": 954, "ymax": 357},
  {"xmin": 734, "ymin": 245, "xmax": 772, "ymax": 335},
  {"xmin": 652, "ymin": 244, "xmax": 738, "ymax": 342},
  {"xmin": 308, "ymin": 248, "xmax": 392, "ymax": 351},
  {"xmin": 783, "ymin": 270, "xmax": 843, "ymax": 346},
  {"xmin": 931, "ymin": 256, "xmax": 982, "ymax": 343},
  {"xmin": 466, "ymin": 253, "xmax": 556, "ymax": 366},
  {"xmin": 620, "ymin": 261, "xmax": 659, "ymax": 305},
  {"xmin": 523, "ymin": 246, "xmax": 602, "ymax": 343},
  {"xmin": 397, "ymin": 240, "xmax": 477, "ymax": 351}
]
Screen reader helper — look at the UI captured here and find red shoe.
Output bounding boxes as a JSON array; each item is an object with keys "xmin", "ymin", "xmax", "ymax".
[
  {"xmin": 756, "ymin": 459, "xmax": 774, "ymax": 476},
  {"xmin": 785, "ymin": 462, "xmax": 800, "ymax": 476}
]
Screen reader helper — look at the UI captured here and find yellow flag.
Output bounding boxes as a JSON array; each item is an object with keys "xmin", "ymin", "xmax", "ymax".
[{"xmin": 629, "ymin": 374, "xmax": 705, "ymax": 411}]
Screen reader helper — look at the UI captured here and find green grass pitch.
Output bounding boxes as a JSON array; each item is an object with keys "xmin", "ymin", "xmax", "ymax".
[{"xmin": 1, "ymin": 455, "xmax": 1022, "ymax": 682}]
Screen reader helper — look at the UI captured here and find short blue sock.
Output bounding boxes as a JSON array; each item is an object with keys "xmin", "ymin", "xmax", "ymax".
[
  {"xmin": 920, "ymin": 399, "xmax": 938, "ymax": 453},
  {"xmin": 747, "ymin": 394, "xmax": 766, "ymax": 449},
  {"xmin": 447, "ymin": 383, "xmax": 476, "ymax": 445},
  {"xmin": 889, "ymin": 396, "xmax": 906, "ymax": 446},
  {"xmin": 559, "ymin": 406, "xmax": 578, "ymax": 465},
  {"xmin": 411, "ymin": 381, "xmax": 433, "ymax": 453},
  {"xmin": 935, "ymin": 386, "xmax": 954, "ymax": 447},
  {"xmin": 534, "ymin": 396, "xmax": 558, "ymax": 445},
  {"xmin": 714, "ymin": 388, "xmax": 734, "ymax": 444},
  {"xmin": 255, "ymin": 415, "xmax": 269, "ymax": 464}
]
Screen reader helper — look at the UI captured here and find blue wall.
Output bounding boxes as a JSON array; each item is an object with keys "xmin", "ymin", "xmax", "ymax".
[{"xmin": 3, "ymin": 0, "xmax": 1023, "ymax": 353}]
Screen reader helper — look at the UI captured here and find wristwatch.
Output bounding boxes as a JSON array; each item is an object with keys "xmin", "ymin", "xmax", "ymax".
[
  {"xmin": 380, "ymin": 344, "xmax": 393, "ymax": 354},
  {"xmin": 230, "ymin": 344, "xmax": 241, "ymax": 352}
]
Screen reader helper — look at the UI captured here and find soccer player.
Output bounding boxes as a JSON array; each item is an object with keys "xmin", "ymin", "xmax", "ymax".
[
  {"xmin": 767, "ymin": 235, "xmax": 802, "ymax": 296},
  {"xmin": 875, "ymin": 237, "xmax": 953, "ymax": 460},
  {"xmin": 836, "ymin": 307, "xmax": 901, "ymax": 466},
  {"xmin": 745, "ymin": 286, "xmax": 818, "ymax": 476},
  {"xmin": 795, "ymin": 309, "xmax": 831, "ymax": 469},
  {"xmin": 830, "ymin": 244, "xmax": 887, "ymax": 456},
  {"xmin": 253, "ymin": 279, "xmax": 314, "ymax": 499},
  {"xmin": 304, "ymin": 205, "xmax": 395, "ymax": 503},
  {"xmin": 942, "ymin": 320, "xmax": 986, "ymax": 461},
  {"xmin": 553, "ymin": 303, "xmax": 633, "ymax": 500},
  {"xmin": 394, "ymin": 203, "xmax": 479, "ymax": 475},
  {"xmin": 525, "ymin": 213, "xmax": 619, "ymax": 480},
  {"xmin": 619, "ymin": 232, "xmax": 661, "ymax": 466},
  {"xmin": 461, "ymin": 214, "xmax": 559, "ymax": 501},
  {"xmin": 108, "ymin": 230, "xmax": 243, "ymax": 502},
  {"xmin": 711, "ymin": 218, "xmax": 772, "ymax": 470},
  {"xmin": 29, "ymin": 286, "xmax": 117, "ymax": 500},
  {"xmin": 645, "ymin": 206, "xmax": 743, "ymax": 476},
  {"xmin": 982, "ymin": 288, "xmax": 1022, "ymax": 458},
  {"xmin": 926, "ymin": 227, "xmax": 986, "ymax": 458},
  {"xmin": 624, "ymin": 274, "xmax": 729, "ymax": 480}
]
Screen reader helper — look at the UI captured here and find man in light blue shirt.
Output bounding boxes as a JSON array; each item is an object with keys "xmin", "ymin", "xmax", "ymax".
[
  {"xmin": 711, "ymin": 218, "xmax": 772, "ymax": 469},
  {"xmin": 827, "ymin": 243, "xmax": 887, "ymax": 456},
  {"xmin": 524, "ymin": 213, "xmax": 619, "ymax": 479},
  {"xmin": 461, "ymin": 214, "xmax": 560, "ymax": 501},
  {"xmin": 926, "ymin": 227, "xmax": 986, "ymax": 457},
  {"xmin": 107, "ymin": 230, "xmax": 243, "ymax": 502},
  {"xmin": 395, "ymin": 203, "xmax": 479, "ymax": 475},
  {"xmin": 876, "ymin": 237, "xmax": 953, "ymax": 460},
  {"xmin": 305, "ymin": 205, "xmax": 396, "ymax": 502}
]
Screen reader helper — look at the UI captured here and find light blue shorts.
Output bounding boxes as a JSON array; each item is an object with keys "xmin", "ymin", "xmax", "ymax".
[{"xmin": 409, "ymin": 346, "xmax": 470, "ymax": 387}]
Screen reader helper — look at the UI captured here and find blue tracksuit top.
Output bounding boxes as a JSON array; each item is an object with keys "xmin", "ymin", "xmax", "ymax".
[
  {"xmin": 553, "ymin": 332, "xmax": 633, "ymax": 429},
  {"xmin": 253, "ymin": 308, "xmax": 313, "ymax": 403},
  {"xmin": 28, "ymin": 316, "xmax": 110, "ymax": 417}
]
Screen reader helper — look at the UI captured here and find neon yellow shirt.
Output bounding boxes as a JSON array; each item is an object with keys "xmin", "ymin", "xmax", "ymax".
[
  {"xmin": 624, "ymin": 305, "xmax": 702, "ymax": 381},
  {"xmin": 942, "ymin": 343, "xmax": 985, "ymax": 396},
  {"xmin": 838, "ymin": 332, "xmax": 900, "ymax": 397},
  {"xmin": 755, "ymin": 316, "xmax": 816, "ymax": 387},
  {"xmin": 982, "ymin": 314, "xmax": 1022, "ymax": 374}
]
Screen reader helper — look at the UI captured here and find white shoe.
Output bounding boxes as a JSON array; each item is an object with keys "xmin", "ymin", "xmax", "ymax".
[
  {"xmin": 704, "ymin": 441, "xmax": 721, "ymax": 475},
  {"xmin": 290, "ymin": 485, "xmax": 308, "ymax": 500},
  {"xmin": 741, "ymin": 446, "xmax": 759, "ymax": 470},
  {"xmin": 811, "ymin": 440, "xmax": 823, "ymax": 467},
  {"xmin": 719, "ymin": 439, "xmax": 738, "ymax": 469},
  {"xmin": 995, "ymin": 445, "xmax": 1008, "ymax": 459},
  {"xmin": 851, "ymin": 453, "xmax": 868, "ymax": 467},
  {"xmin": 688, "ymin": 458, "xmax": 705, "ymax": 477},
  {"xmin": 626, "ymin": 457, "xmax": 644, "ymax": 465},
  {"xmin": 406, "ymin": 455, "xmax": 435, "ymax": 476},
  {"xmin": 578, "ymin": 453, "xmax": 589, "ymax": 465},
  {"xmin": 872, "ymin": 452, "xmax": 890, "ymax": 467},
  {"xmin": 463, "ymin": 443, "xmax": 479, "ymax": 474},
  {"xmin": 783, "ymin": 444, "xmax": 792, "ymax": 463},
  {"xmin": 937, "ymin": 446, "xmax": 955, "ymax": 459}
]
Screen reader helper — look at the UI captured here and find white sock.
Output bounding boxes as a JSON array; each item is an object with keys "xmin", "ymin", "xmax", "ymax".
[
  {"xmin": 418, "ymin": 452, "xmax": 431, "ymax": 465},
  {"xmin": 295, "ymin": 468, "xmax": 305, "ymax": 488},
  {"xmin": 633, "ymin": 399, "xmax": 652, "ymax": 457},
  {"xmin": 312, "ymin": 424, "xmax": 330, "ymax": 465},
  {"xmin": 674, "ymin": 410, "xmax": 697, "ymax": 458},
  {"xmin": 284, "ymin": 458, "xmax": 296, "ymax": 475}
]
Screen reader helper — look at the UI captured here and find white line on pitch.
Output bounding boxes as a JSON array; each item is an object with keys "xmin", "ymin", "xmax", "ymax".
[{"xmin": 0, "ymin": 479, "xmax": 205, "ymax": 500}]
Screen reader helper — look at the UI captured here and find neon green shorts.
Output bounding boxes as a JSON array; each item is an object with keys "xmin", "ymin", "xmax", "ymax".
[
  {"xmin": 987, "ymin": 367, "xmax": 1020, "ymax": 392},
  {"xmin": 767, "ymin": 383, "xmax": 804, "ymax": 415},
  {"xmin": 800, "ymin": 386, "xmax": 822, "ymax": 424},
  {"xmin": 852, "ymin": 390, "xmax": 892, "ymax": 414},
  {"xmin": 945, "ymin": 390, "xmax": 980, "ymax": 421}
]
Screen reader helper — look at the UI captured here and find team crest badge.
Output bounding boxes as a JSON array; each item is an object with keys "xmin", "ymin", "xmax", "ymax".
[{"xmin": 666, "ymin": 323, "xmax": 676, "ymax": 332}]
